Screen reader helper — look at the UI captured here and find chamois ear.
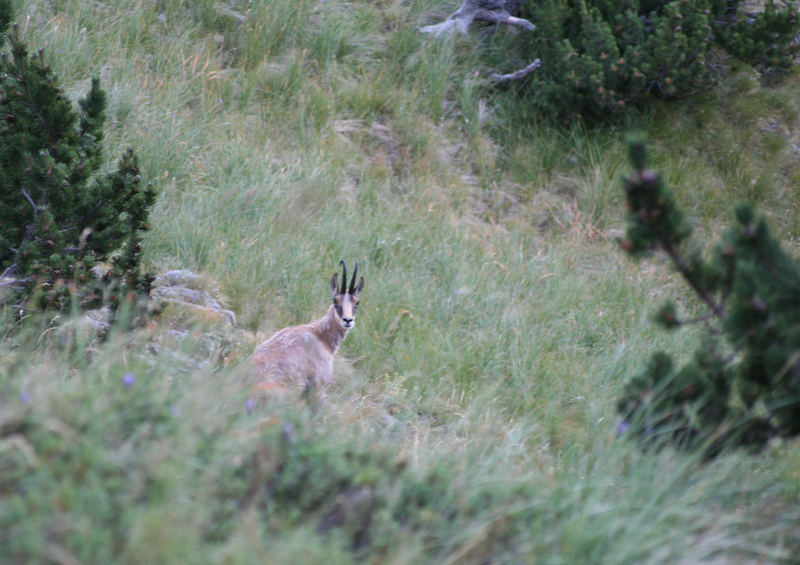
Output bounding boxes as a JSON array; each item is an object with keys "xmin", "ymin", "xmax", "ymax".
[
  {"xmin": 353, "ymin": 276, "xmax": 365, "ymax": 296},
  {"xmin": 330, "ymin": 273, "xmax": 339, "ymax": 296}
]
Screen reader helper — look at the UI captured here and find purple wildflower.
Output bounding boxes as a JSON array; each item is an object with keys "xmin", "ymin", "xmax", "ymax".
[
  {"xmin": 20, "ymin": 391, "xmax": 31, "ymax": 404},
  {"xmin": 245, "ymin": 398, "xmax": 255, "ymax": 415},
  {"xmin": 122, "ymin": 373, "xmax": 136, "ymax": 387}
]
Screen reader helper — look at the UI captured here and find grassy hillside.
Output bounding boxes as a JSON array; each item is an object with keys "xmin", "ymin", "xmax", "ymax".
[{"xmin": 2, "ymin": 0, "xmax": 800, "ymax": 563}]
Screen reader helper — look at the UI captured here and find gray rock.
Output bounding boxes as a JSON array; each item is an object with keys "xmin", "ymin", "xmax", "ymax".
[{"xmin": 154, "ymin": 269, "xmax": 206, "ymax": 290}]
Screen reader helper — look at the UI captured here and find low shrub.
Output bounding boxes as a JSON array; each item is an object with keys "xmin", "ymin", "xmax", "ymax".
[
  {"xmin": 0, "ymin": 25, "xmax": 155, "ymax": 319},
  {"xmin": 513, "ymin": 0, "xmax": 798, "ymax": 119}
]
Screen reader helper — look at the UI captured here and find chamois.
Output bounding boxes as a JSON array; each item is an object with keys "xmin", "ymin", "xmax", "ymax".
[{"xmin": 250, "ymin": 260, "xmax": 365, "ymax": 395}]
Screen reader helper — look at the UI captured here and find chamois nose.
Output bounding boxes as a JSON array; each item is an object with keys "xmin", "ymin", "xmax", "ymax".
[{"xmin": 342, "ymin": 317, "xmax": 353, "ymax": 327}]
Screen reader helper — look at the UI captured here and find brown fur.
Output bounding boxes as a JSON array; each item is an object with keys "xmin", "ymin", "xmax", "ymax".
[{"xmin": 249, "ymin": 264, "xmax": 364, "ymax": 396}]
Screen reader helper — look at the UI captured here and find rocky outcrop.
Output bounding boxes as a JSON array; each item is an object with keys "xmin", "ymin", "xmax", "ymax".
[{"xmin": 146, "ymin": 269, "xmax": 247, "ymax": 372}]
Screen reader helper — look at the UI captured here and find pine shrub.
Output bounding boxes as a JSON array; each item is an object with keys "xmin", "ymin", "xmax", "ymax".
[
  {"xmin": 515, "ymin": 0, "xmax": 799, "ymax": 119},
  {"xmin": 617, "ymin": 138, "xmax": 800, "ymax": 456},
  {"xmin": 712, "ymin": 0, "xmax": 800, "ymax": 75},
  {"xmin": 0, "ymin": 1, "xmax": 11, "ymax": 34},
  {"xmin": 0, "ymin": 25, "xmax": 155, "ymax": 318}
]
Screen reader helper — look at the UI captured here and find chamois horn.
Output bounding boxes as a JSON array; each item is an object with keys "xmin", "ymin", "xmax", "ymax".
[
  {"xmin": 339, "ymin": 260, "xmax": 347, "ymax": 294},
  {"xmin": 349, "ymin": 261, "xmax": 359, "ymax": 295}
]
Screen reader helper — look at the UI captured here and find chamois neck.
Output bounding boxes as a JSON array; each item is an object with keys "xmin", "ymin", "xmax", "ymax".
[{"xmin": 310, "ymin": 304, "xmax": 349, "ymax": 354}]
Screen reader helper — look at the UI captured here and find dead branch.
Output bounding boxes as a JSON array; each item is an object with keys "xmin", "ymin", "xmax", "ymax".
[
  {"xmin": 489, "ymin": 58, "xmax": 541, "ymax": 82},
  {"xmin": 473, "ymin": 8, "xmax": 535, "ymax": 32},
  {"xmin": 419, "ymin": 0, "xmax": 540, "ymax": 82}
]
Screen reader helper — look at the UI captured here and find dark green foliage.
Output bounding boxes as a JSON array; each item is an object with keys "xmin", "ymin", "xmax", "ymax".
[
  {"xmin": 514, "ymin": 0, "xmax": 798, "ymax": 119},
  {"xmin": 0, "ymin": 1, "xmax": 12, "ymax": 36},
  {"xmin": 0, "ymin": 26, "xmax": 155, "ymax": 317},
  {"xmin": 617, "ymin": 139, "xmax": 800, "ymax": 455},
  {"xmin": 713, "ymin": 1, "xmax": 800, "ymax": 74}
]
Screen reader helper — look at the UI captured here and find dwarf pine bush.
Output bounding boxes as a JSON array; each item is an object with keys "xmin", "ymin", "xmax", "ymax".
[
  {"xmin": 514, "ymin": 0, "xmax": 798, "ymax": 119},
  {"xmin": 617, "ymin": 138, "xmax": 800, "ymax": 456},
  {"xmin": 712, "ymin": 0, "xmax": 800, "ymax": 75},
  {"xmin": 0, "ymin": 25, "xmax": 155, "ymax": 317},
  {"xmin": 0, "ymin": 1, "xmax": 10, "ymax": 33}
]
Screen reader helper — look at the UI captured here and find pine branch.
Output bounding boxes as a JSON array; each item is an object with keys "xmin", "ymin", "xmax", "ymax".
[
  {"xmin": 661, "ymin": 240, "xmax": 726, "ymax": 319},
  {"xmin": 618, "ymin": 138, "xmax": 800, "ymax": 456}
]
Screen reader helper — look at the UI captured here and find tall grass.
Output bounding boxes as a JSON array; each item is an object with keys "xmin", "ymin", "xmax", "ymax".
[{"xmin": 2, "ymin": 0, "xmax": 800, "ymax": 562}]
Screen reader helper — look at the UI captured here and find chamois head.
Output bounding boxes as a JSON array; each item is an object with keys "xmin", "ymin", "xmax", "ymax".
[{"xmin": 330, "ymin": 260, "xmax": 365, "ymax": 330}]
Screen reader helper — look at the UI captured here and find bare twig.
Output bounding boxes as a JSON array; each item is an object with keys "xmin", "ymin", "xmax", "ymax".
[
  {"xmin": 687, "ymin": 312, "xmax": 725, "ymax": 336},
  {"xmin": 490, "ymin": 58, "xmax": 542, "ymax": 82},
  {"xmin": 0, "ymin": 263, "xmax": 18, "ymax": 281},
  {"xmin": 20, "ymin": 187, "xmax": 38, "ymax": 214},
  {"xmin": 420, "ymin": 0, "xmax": 536, "ymax": 36},
  {"xmin": 419, "ymin": 12, "xmax": 473, "ymax": 37},
  {"xmin": 473, "ymin": 8, "xmax": 535, "ymax": 31},
  {"xmin": 420, "ymin": 0, "xmax": 542, "ymax": 82}
]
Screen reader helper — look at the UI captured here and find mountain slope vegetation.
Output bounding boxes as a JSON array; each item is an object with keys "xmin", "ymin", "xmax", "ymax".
[{"xmin": 2, "ymin": 1, "xmax": 799, "ymax": 563}]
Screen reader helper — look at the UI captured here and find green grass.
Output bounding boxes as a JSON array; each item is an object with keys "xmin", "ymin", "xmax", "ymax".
[{"xmin": 2, "ymin": 0, "xmax": 800, "ymax": 563}]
